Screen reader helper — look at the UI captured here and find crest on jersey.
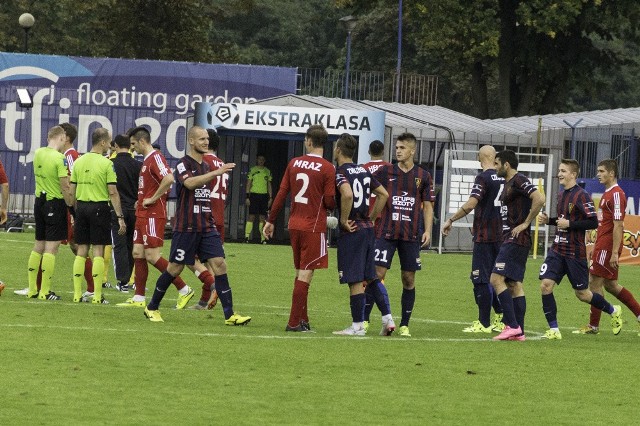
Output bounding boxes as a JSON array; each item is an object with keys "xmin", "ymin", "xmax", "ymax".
[
  {"xmin": 568, "ymin": 203, "xmax": 574, "ymax": 214},
  {"xmin": 415, "ymin": 178, "xmax": 422, "ymax": 187}
]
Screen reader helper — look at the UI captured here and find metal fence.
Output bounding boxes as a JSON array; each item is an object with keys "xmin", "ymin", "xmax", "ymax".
[{"xmin": 297, "ymin": 68, "xmax": 438, "ymax": 105}]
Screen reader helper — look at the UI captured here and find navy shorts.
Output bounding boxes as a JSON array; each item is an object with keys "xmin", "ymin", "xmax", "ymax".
[
  {"xmin": 471, "ymin": 241, "xmax": 502, "ymax": 284},
  {"xmin": 539, "ymin": 250, "xmax": 589, "ymax": 290},
  {"xmin": 74, "ymin": 201, "xmax": 111, "ymax": 245},
  {"xmin": 492, "ymin": 243, "xmax": 529, "ymax": 283},
  {"xmin": 337, "ymin": 227, "xmax": 377, "ymax": 284},
  {"xmin": 169, "ymin": 230, "xmax": 225, "ymax": 265},
  {"xmin": 34, "ymin": 196, "xmax": 68, "ymax": 242},
  {"xmin": 374, "ymin": 238, "xmax": 422, "ymax": 272}
]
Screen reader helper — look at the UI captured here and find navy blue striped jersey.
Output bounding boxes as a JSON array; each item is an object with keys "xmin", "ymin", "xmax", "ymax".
[
  {"xmin": 373, "ymin": 163, "xmax": 435, "ymax": 242},
  {"xmin": 173, "ymin": 155, "xmax": 216, "ymax": 233},
  {"xmin": 335, "ymin": 163, "xmax": 380, "ymax": 234},
  {"xmin": 469, "ymin": 169, "xmax": 505, "ymax": 243},
  {"xmin": 501, "ymin": 172, "xmax": 537, "ymax": 247},
  {"xmin": 551, "ymin": 185, "xmax": 596, "ymax": 258}
]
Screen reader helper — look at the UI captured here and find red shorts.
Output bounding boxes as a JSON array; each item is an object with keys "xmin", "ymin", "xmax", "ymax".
[
  {"xmin": 590, "ymin": 248, "xmax": 619, "ymax": 280},
  {"xmin": 133, "ymin": 216, "xmax": 166, "ymax": 249},
  {"xmin": 62, "ymin": 210, "xmax": 74, "ymax": 244},
  {"xmin": 290, "ymin": 229, "xmax": 328, "ymax": 270}
]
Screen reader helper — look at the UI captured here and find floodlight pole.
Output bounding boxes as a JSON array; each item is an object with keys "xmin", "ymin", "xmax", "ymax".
[
  {"xmin": 19, "ymin": 13, "xmax": 35, "ymax": 53},
  {"xmin": 339, "ymin": 16, "xmax": 358, "ymax": 100},
  {"xmin": 395, "ymin": 0, "xmax": 403, "ymax": 103},
  {"xmin": 563, "ymin": 118, "xmax": 583, "ymax": 160}
]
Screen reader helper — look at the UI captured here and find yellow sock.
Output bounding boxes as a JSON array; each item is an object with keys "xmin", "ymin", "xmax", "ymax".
[
  {"xmin": 73, "ymin": 256, "xmax": 86, "ymax": 301},
  {"xmin": 39, "ymin": 253, "xmax": 56, "ymax": 298},
  {"xmin": 27, "ymin": 251, "xmax": 42, "ymax": 297},
  {"xmin": 245, "ymin": 222, "xmax": 253, "ymax": 239},
  {"xmin": 92, "ymin": 256, "xmax": 105, "ymax": 301},
  {"xmin": 103, "ymin": 245, "xmax": 112, "ymax": 283}
]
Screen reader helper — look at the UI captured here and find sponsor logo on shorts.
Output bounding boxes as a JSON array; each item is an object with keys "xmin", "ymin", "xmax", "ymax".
[
  {"xmin": 495, "ymin": 262, "xmax": 505, "ymax": 271},
  {"xmin": 472, "ymin": 270, "xmax": 479, "ymax": 277}
]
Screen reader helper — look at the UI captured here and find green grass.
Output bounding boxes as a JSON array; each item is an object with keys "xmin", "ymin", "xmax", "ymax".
[{"xmin": 1, "ymin": 231, "xmax": 639, "ymax": 425}]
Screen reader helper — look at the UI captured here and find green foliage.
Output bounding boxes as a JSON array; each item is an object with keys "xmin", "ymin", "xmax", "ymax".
[{"xmin": 1, "ymin": 232, "xmax": 640, "ymax": 423}]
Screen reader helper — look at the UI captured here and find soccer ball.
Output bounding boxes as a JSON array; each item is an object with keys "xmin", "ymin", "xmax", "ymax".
[{"xmin": 326, "ymin": 216, "xmax": 339, "ymax": 229}]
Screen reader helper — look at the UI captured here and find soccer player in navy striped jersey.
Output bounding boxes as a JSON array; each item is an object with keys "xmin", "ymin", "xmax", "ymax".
[
  {"xmin": 332, "ymin": 134, "xmax": 391, "ymax": 336},
  {"xmin": 442, "ymin": 145, "xmax": 505, "ymax": 333},
  {"xmin": 537, "ymin": 159, "xmax": 621, "ymax": 339},
  {"xmin": 373, "ymin": 133, "xmax": 435, "ymax": 337},
  {"xmin": 144, "ymin": 126, "xmax": 250, "ymax": 325},
  {"xmin": 490, "ymin": 150, "xmax": 545, "ymax": 341}
]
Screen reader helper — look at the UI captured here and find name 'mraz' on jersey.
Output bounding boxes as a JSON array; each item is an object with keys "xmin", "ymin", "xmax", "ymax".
[
  {"xmin": 501, "ymin": 172, "xmax": 537, "ymax": 247},
  {"xmin": 137, "ymin": 150, "xmax": 171, "ymax": 218},
  {"xmin": 551, "ymin": 185, "xmax": 596, "ymax": 258},
  {"xmin": 267, "ymin": 153, "xmax": 336, "ymax": 233},
  {"xmin": 594, "ymin": 184, "xmax": 626, "ymax": 252},
  {"xmin": 374, "ymin": 163, "xmax": 435, "ymax": 242},
  {"xmin": 469, "ymin": 169, "xmax": 505, "ymax": 243},
  {"xmin": 173, "ymin": 155, "xmax": 216, "ymax": 233},
  {"xmin": 336, "ymin": 163, "xmax": 381, "ymax": 233},
  {"xmin": 364, "ymin": 160, "xmax": 392, "ymax": 215},
  {"xmin": 203, "ymin": 152, "xmax": 227, "ymax": 228}
]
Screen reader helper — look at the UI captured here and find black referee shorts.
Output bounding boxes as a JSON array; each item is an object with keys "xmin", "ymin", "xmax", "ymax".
[
  {"xmin": 249, "ymin": 193, "xmax": 269, "ymax": 216},
  {"xmin": 34, "ymin": 195, "xmax": 68, "ymax": 241},
  {"xmin": 75, "ymin": 201, "xmax": 112, "ymax": 245}
]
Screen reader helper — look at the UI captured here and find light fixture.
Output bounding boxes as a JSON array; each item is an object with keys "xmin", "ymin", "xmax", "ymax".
[{"xmin": 17, "ymin": 88, "xmax": 33, "ymax": 108}]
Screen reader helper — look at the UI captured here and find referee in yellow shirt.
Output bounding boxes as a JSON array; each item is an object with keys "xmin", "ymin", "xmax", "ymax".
[
  {"xmin": 70, "ymin": 128, "xmax": 126, "ymax": 304},
  {"xmin": 244, "ymin": 154, "xmax": 272, "ymax": 244}
]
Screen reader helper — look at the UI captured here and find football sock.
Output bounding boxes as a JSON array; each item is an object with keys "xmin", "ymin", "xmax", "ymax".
[
  {"xmin": 350, "ymin": 293, "xmax": 365, "ymax": 323},
  {"xmin": 363, "ymin": 289, "xmax": 374, "ymax": 321},
  {"xmin": 178, "ymin": 285, "xmax": 191, "ymax": 296},
  {"xmin": 369, "ymin": 279, "xmax": 391, "ymax": 316},
  {"xmin": 259, "ymin": 222, "xmax": 265, "ymax": 242},
  {"xmin": 84, "ymin": 257, "xmax": 94, "ymax": 292},
  {"xmin": 245, "ymin": 222, "xmax": 253, "ymax": 240},
  {"xmin": 541, "ymin": 293, "xmax": 558, "ymax": 328},
  {"xmin": 301, "ymin": 281, "xmax": 310, "ymax": 323},
  {"xmin": 490, "ymin": 284, "xmax": 503, "ymax": 314},
  {"xmin": 589, "ymin": 292, "xmax": 614, "ymax": 314},
  {"xmin": 92, "ymin": 256, "xmax": 105, "ymax": 300},
  {"xmin": 134, "ymin": 258, "xmax": 148, "ymax": 297},
  {"xmin": 513, "ymin": 296, "xmax": 526, "ymax": 333},
  {"xmin": 288, "ymin": 279, "xmax": 308, "ymax": 327},
  {"xmin": 214, "ymin": 274, "xmax": 234, "ymax": 319},
  {"xmin": 39, "ymin": 253, "xmax": 56, "ymax": 296},
  {"xmin": 197, "ymin": 269, "xmax": 214, "ymax": 303},
  {"xmin": 616, "ymin": 287, "xmax": 640, "ymax": 317},
  {"xmin": 497, "ymin": 290, "xmax": 518, "ymax": 328},
  {"xmin": 27, "ymin": 251, "xmax": 42, "ymax": 296},
  {"xmin": 72, "ymin": 256, "xmax": 86, "ymax": 300},
  {"xmin": 102, "ymin": 245, "xmax": 111, "ymax": 283},
  {"xmin": 148, "ymin": 271, "xmax": 174, "ymax": 310},
  {"xmin": 153, "ymin": 257, "xmax": 186, "ymax": 290},
  {"xmin": 474, "ymin": 283, "xmax": 492, "ymax": 327},
  {"xmin": 400, "ymin": 288, "xmax": 415, "ymax": 327},
  {"xmin": 589, "ymin": 305, "xmax": 602, "ymax": 328}
]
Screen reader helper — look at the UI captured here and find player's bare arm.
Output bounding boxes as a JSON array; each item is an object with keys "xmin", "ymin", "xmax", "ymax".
[
  {"xmin": 442, "ymin": 197, "xmax": 478, "ymax": 236},
  {"xmin": 369, "ymin": 185, "xmax": 388, "ymax": 222},
  {"xmin": 421, "ymin": 201, "xmax": 434, "ymax": 247},
  {"xmin": 610, "ymin": 220, "xmax": 624, "ymax": 269},
  {"xmin": 183, "ymin": 163, "xmax": 236, "ymax": 190},
  {"xmin": 512, "ymin": 190, "xmax": 545, "ymax": 238},
  {"xmin": 108, "ymin": 184, "xmax": 126, "ymax": 236},
  {"xmin": 143, "ymin": 173, "xmax": 174, "ymax": 207},
  {"xmin": 338, "ymin": 182, "xmax": 356, "ymax": 232}
]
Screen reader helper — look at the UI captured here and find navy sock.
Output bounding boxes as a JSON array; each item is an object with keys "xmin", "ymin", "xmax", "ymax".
[
  {"xmin": 541, "ymin": 293, "xmax": 558, "ymax": 328},
  {"xmin": 215, "ymin": 274, "xmax": 234, "ymax": 319},
  {"xmin": 590, "ymin": 292, "xmax": 614, "ymax": 314},
  {"xmin": 147, "ymin": 271, "xmax": 174, "ymax": 310},
  {"xmin": 350, "ymin": 293, "xmax": 366, "ymax": 323},
  {"xmin": 513, "ymin": 296, "xmax": 526, "ymax": 333},
  {"xmin": 497, "ymin": 290, "xmax": 518, "ymax": 328},
  {"xmin": 364, "ymin": 286, "xmax": 375, "ymax": 321},
  {"xmin": 400, "ymin": 288, "xmax": 415, "ymax": 327},
  {"xmin": 490, "ymin": 285, "xmax": 503, "ymax": 314},
  {"xmin": 473, "ymin": 283, "xmax": 492, "ymax": 327},
  {"xmin": 369, "ymin": 279, "xmax": 391, "ymax": 316}
]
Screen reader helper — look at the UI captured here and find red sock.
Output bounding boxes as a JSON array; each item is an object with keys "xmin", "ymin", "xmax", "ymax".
[
  {"xmin": 288, "ymin": 279, "xmax": 309, "ymax": 327},
  {"xmin": 36, "ymin": 259, "xmax": 43, "ymax": 291},
  {"xmin": 134, "ymin": 258, "xmax": 148, "ymax": 296},
  {"xmin": 198, "ymin": 270, "xmax": 214, "ymax": 303},
  {"xmin": 616, "ymin": 287, "xmax": 640, "ymax": 317},
  {"xmin": 589, "ymin": 305, "xmax": 602, "ymax": 328},
  {"xmin": 153, "ymin": 257, "xmax": 186, "ymax": 290},
  {"xmin": 84, "ymin": 257, "xmax": 94, "ymax": 292}
]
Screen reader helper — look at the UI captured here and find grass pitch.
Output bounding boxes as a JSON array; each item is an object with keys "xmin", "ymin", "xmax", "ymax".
[{"xmin": 1, "ymin": 231, "xmax": 638, "ymax": 425}]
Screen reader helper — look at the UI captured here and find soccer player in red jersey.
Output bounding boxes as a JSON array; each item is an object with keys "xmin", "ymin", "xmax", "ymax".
[
  {"xmin": 263, "ymin": 124, "xmax": 336, "ymax": 332},
  {"xmin": 537, "ymin": 159, "xmax": 621, "ymax": 339},
  {"xmin": 574, "ymin": 159, "xmax": 640, "ymax": 335},
  {"xmin": 372, "ymin": 133, "xmax": 435, "ymax": 337},
  {"xmin": 490, "ymin": 150, "xmax": 545, "ymax": 341},
  {"xmin": 116, "ymin": 126, "xmax": 193, "ymax": 308},
  {"xmin": 442, "ymin": 145, "xmax": 505, "ymax": 333},
  {"xmin": 144, "ymin": 126, "xmax": 250, "ymax": 325}
]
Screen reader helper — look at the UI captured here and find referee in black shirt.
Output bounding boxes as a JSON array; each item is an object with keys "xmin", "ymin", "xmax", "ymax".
[{"xmin": 111, "ymin": 134, "xmax": 142, "ymax": 292}]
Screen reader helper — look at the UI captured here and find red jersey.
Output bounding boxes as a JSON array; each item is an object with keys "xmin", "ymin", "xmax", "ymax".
[
  {"xmin": 594, "ymin": 184, "xmax": 626, "ymax": 253},
  {"xmin": 364, "ymin": 160, "xmax": 392, "ymax": 215},
  {"xmin": 137, "ymin": 150, "xmax": 172, "ymax": 218},
  {"xmin": 268, "ymin": 153, "xmax": 336, "ymax": 233},
  {"xmin": 64, "ymin": 148, "xmax": 79, "ymax": 176},
  {"xmin": 203, "ymin": 152, "xmax": 227, "ymax": 227}
]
